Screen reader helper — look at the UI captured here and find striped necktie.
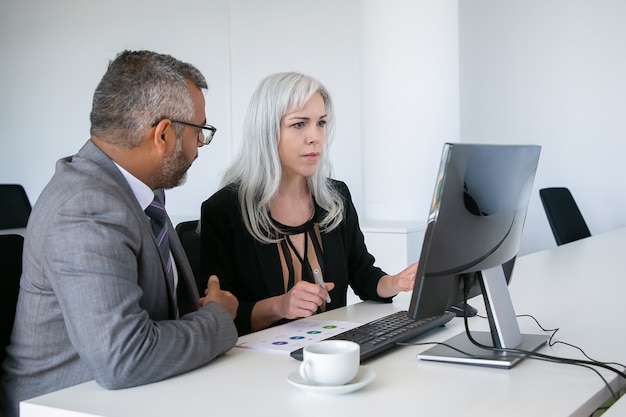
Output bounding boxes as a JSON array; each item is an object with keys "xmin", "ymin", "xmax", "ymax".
[{"xmin": 145, "ymin": 196, "xmax": 174, "ymax": 280}]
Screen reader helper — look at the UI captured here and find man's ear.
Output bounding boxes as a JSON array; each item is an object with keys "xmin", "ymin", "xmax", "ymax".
[{"xmin": 151, "ymin": 119, "xmax": 176, "ymax": 155}]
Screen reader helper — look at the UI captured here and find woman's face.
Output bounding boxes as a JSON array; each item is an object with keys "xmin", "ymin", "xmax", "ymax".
[{"xmin": 278, "ymin": 92, "xmax": 327, "ymax": 181}]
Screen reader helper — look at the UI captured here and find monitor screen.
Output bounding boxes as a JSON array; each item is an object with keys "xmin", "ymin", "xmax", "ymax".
[{"xmin": 408, "ymin": 143, "xmax": 547, "ymax": 368}]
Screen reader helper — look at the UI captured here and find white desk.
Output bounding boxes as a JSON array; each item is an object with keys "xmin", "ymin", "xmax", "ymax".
[
  {"xmin": 21, "ymin": 228, "xmax": 626, "ymax": 417},
  {"xmin": 0, "ymin": 228, "xmax": 26, "ymax": 236}
]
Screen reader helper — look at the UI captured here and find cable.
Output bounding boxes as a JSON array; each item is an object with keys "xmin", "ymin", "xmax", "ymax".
[
  {"xmin": 456, "ymin": 277, "xmax": 626, "ymax": 400},
  {"xmin": 399, "ymin": 276, "xmax": 626, "ymax": 405},
  {"xmin": 517, "ymin": 314, "xmax": 626, "ymax": 370}
]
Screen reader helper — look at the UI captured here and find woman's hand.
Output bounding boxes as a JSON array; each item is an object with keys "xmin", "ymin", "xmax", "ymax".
[
  {"xmin": 376, "ymin": 262, "xmax": 418, "ymax": 298},
  {"xmin": 250, "ymin": 280, "xmax": 335, "ymax": 332},
  {"xmin": 278, "ymin": 280, "xmax": 335, "ymax": 320}
]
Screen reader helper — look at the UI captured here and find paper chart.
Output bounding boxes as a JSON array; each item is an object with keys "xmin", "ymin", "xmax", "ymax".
[{"xmin": 236, "ymin": 318, "xmax": 361, "ymax": 354}]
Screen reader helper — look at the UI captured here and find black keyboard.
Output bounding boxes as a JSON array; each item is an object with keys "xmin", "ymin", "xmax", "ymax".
[{"xmin": 290, "ymin": 310, "xmax": 456, "ymax": 361}]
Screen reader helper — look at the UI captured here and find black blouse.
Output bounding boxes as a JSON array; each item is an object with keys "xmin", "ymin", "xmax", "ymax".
[{"xmin": 200, "ymin": 179, "xmax": 390, "ymax": 335}]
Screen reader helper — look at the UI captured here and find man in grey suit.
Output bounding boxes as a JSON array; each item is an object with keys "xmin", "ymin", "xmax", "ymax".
[{"xmin": 1, "ymin": 50, "xmax": 238, "ymax": 417}]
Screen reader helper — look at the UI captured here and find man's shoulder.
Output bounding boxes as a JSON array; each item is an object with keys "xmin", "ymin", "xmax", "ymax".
[{"xmin": 30, "ymin": 147, "xmax": 137, "ymax": 234}]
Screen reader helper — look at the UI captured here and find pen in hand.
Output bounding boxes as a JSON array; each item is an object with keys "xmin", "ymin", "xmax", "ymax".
[{"xmin": 313, "ymin": 269, "xmax": 332, "ymax": 303}]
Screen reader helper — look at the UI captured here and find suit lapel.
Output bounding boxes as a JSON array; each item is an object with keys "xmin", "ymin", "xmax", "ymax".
[{"xmin": 80, "ymin": 142, "xmax": 181, "ymax": 317}]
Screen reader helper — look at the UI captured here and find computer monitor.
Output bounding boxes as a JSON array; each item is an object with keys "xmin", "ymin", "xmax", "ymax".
[{"xmin": 407, "ymin": 143, "xmax": 547, "ymax": 368}]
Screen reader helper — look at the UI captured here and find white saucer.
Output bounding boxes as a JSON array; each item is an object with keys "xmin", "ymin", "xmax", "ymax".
[{"xmin": 286, "ymin": 366, "xmax": 375, "ymax": 395}]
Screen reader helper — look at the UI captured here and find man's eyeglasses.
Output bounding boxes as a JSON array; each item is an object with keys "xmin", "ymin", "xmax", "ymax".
[
  {"xmin": 170, "ymin": 119, "xmax": 216, "ymax": 146},
  {"xmin": 152, "ymin": 118, "xmax": 217, "ymax": 146}
]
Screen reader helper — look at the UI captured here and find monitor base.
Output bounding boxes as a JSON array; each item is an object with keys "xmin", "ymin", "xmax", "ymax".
[{"xmin": 418, "ymin": 331, "xmax": 548, "ymax": 369}]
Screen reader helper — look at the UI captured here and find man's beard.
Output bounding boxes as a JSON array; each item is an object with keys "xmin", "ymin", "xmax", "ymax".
[{"xmin": 153, "ymin": 138, "xmax": 191, "ymax": 190}]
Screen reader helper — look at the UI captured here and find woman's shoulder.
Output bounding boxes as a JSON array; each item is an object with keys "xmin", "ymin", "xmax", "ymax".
[
  {"xmin": 326, "ymin": 178, "xmax": 351, "ymax": 200},
  {"xmin": 327, "ymin": 177, "xmax": 347, "ymax": 191},
  {"xmin": 202, "ymin": 183, "xmax": 239, "ymax": 210}
]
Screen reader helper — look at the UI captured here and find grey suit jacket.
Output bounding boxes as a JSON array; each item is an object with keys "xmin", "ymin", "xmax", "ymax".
[{"xmin": 1, "ymin": 140, "xmax": 237, "ymax": 416}]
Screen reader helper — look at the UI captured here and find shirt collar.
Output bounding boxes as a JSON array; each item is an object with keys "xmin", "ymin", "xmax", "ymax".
[{"xmin": 113, "ymin": 162, "xmax": 154, "ymax": 211}]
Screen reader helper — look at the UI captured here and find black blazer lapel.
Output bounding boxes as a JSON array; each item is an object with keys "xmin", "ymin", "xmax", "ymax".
[{"xmin": 254, "ymin": 239, "xmax": 285, "ymax": 296}]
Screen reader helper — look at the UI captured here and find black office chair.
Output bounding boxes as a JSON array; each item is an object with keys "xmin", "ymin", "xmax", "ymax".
[
  {"xmin": 539, "ymin": 187, "xmax": 591, "ymax": 246},
  {"xmin": 0, "ymin": 234, "xmax": 24, "ymax": 365},
  {"xmin": 0, "ymin": 184, "xmax": 32, "ymax": 229},
  {"xmin": 175, "ymin": 220, "xmax": 205, "ymax": 294}
]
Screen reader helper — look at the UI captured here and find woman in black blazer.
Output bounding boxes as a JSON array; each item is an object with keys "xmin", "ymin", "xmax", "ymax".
[{"xmin": 200, "ymin": 72, "xmax": 416, "ymax": 335}]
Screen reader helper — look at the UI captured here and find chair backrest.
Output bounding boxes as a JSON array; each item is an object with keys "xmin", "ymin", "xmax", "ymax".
[
  {"xmin": 0, "ymin": 184, "xmax": 32, "ymax": 229},
  {"xmin": 175, "ymin": 220, "xmax": 205, "ymax": 294},
  {"xmin": 0, "ymin": 234, "xmax": 24, "ymax": 365},
  {"xmin": 539, "ymin": 187, "xmax": 591, "ymax": 246}
]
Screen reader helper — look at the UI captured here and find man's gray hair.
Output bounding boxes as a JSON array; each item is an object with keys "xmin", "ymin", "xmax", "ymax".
[{"xmin": 90, "ymin": 50, "xmax": 207, "ymax": 147}]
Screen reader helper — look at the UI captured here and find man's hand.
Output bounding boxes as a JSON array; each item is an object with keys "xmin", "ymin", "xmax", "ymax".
[{"xmin": 199, "ymin": 275, "xmax": 238, "ymax": 319}]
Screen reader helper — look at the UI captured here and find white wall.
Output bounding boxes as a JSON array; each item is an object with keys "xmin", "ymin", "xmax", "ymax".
[
  {"xmin": 0, "ymin": 0, "xmax": 365, "ymax": 226},
  {"xmin": 0, "ymin": 0, "xmax": 235, "ymax": 226},
  {"xmin": 459, "ymin": 0, "xmax": 626, "ymax": 253},
  {"xmin": 360, "ymin": 0, "xmax": 459, "ymax": 224},
  {"xmin": 2, "ymin": 0, "xmax": 625, "ymax": 263}
]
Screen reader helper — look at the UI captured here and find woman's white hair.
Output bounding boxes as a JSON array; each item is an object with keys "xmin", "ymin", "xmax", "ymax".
[{"xmin": 222, "ymin": 72, "xmax": 343, "ymax": 243}]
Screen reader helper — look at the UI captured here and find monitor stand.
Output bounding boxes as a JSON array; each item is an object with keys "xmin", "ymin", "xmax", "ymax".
[
  {"xmin": 418, "ymin": 331, "xmax": 547, "ymax": 368},
  {"xmin": 418, "ymin": 265, "xmax": 548, "ymax": 368}
]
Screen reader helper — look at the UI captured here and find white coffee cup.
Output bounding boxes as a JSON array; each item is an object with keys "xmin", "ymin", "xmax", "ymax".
[{"xmin": 299, "ymin": 340, "xmax": 360, "ymax": 386}]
